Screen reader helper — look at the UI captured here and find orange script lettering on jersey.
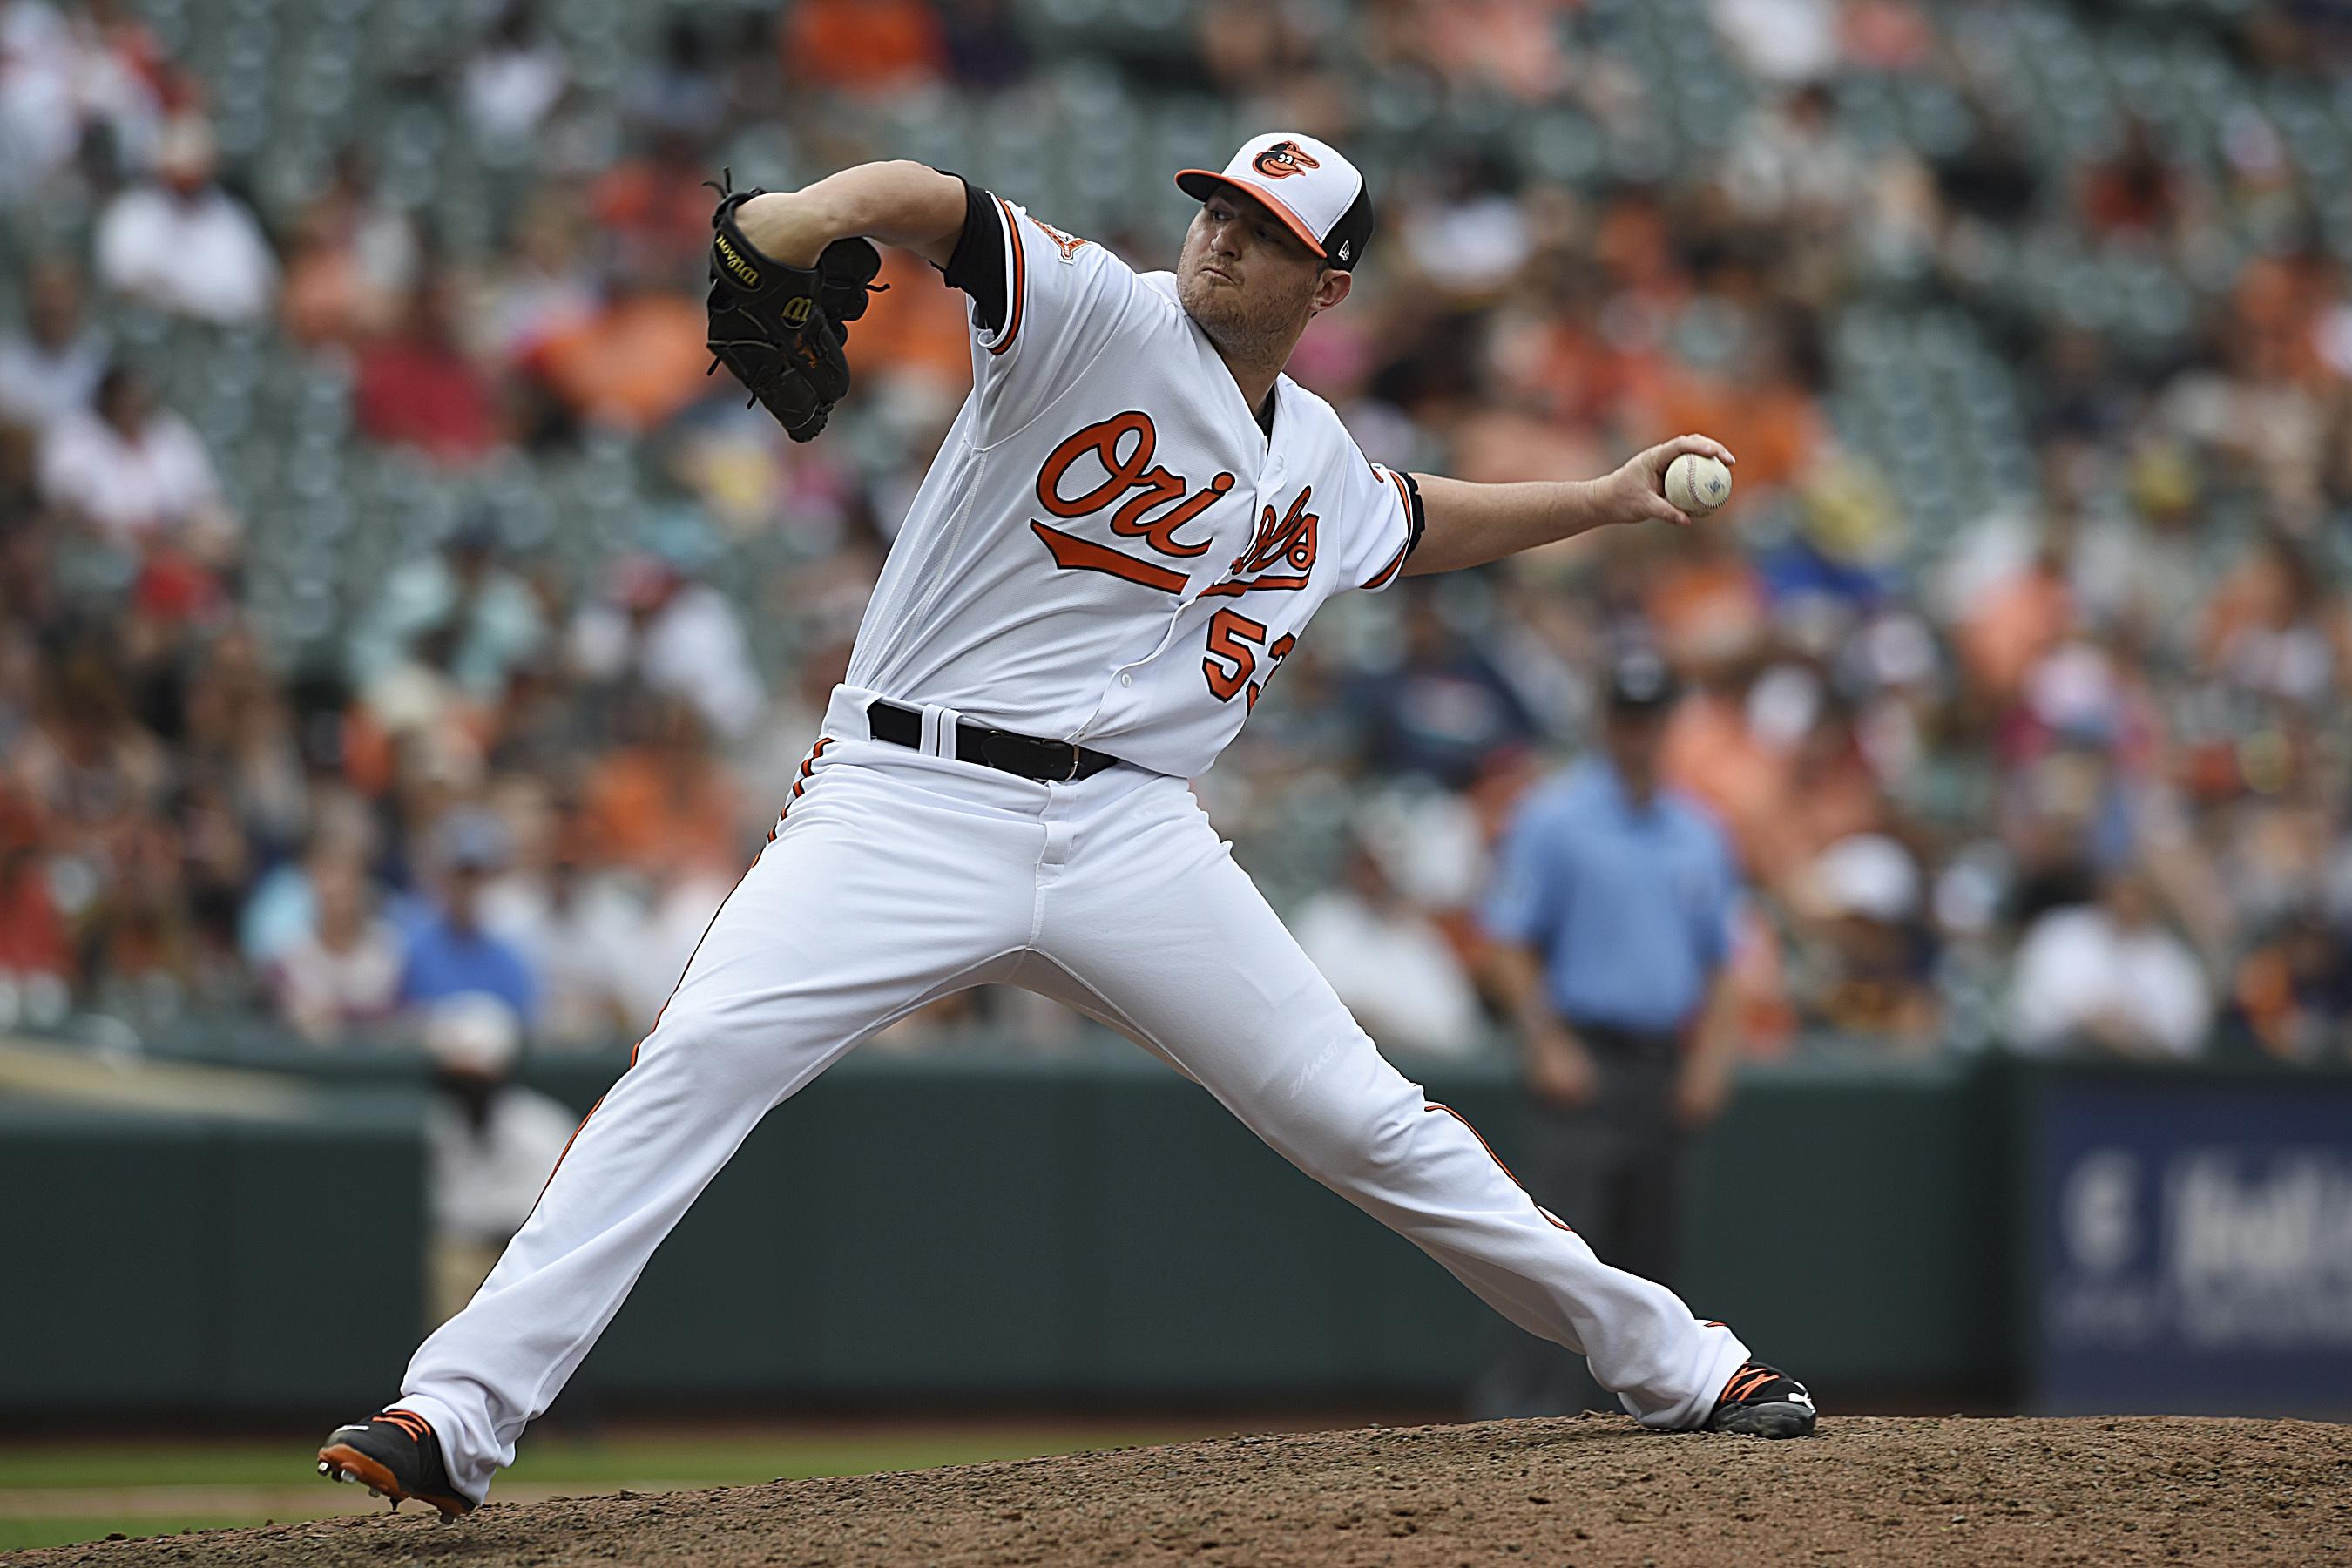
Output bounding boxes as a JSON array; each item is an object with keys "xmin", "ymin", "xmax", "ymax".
[
  {"xmin": 1035, "ymin": 412, "xmax": 1233, "ymax": 562},
  {"xmin": 1200, "ymin": 486, "xmax": 1318, "ymax": 598}
]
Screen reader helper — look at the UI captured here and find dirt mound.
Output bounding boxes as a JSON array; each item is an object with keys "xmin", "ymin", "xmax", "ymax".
[{"xmin": 12, "ymin": 1415, "xmax": 2349, "ymax": 1567}]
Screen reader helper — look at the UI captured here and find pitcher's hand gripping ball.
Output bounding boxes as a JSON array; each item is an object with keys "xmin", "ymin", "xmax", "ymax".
[
  {"xmin": 705, "ymin": 173, "xmax": 886, "ymax": 442},
  {"xmin": 1665, "ymin": 452, "xmax": 1734, "ymax": 517}
]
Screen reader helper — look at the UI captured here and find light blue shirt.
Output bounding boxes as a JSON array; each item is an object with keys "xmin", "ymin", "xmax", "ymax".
[
  {"xmin": 1481, "ymin": 759, "xmax": 1738, "ymax": 1035},
  {"xmin": 398, "ymin": 913, "xmax": 539, "ymax": 1030}
]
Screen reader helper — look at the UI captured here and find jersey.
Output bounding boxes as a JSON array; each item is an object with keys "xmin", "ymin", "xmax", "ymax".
[{"xmin": 844, "ymin": 186, "xmax": 1423, "ymax": 779}]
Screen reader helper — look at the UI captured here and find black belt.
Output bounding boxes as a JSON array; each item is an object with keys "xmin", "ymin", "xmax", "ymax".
[
  {"xmin": 1567, "ymin": 1021, "xmax": 1682, "ymax": 1062},
  {"xmin": 867, "ymin": 700, "xmax": 1125, "ymax": 782}
]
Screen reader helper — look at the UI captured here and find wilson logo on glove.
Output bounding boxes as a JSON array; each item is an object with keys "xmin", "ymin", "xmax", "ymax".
[{"xmin": 714, "ymin": 233, "xmax": 760, "ymax": 288}]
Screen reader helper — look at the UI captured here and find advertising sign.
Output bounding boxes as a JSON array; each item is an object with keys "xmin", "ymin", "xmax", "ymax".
[{"xmin": 2029, "ymin": 1070, "xmax": 2352, "ymax": 1416}]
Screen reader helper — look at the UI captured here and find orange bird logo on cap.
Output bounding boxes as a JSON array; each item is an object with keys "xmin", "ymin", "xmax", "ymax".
[{"xmin": 1252, "ymin": 141, "xmax": 1321, "ymax": 179}]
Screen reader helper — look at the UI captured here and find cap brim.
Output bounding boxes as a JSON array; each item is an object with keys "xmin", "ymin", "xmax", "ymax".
[{"xmin": 1175, "ymin": 170, "xmax": 1329, "ymax": 260}]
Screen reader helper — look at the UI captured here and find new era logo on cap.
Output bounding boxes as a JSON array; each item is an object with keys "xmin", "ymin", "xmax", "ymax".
[{"xmin": 1176, "ymin": 132, "xmax": 1375, "ymax": 268}]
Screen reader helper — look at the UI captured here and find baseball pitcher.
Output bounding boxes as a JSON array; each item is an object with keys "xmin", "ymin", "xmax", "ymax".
[{"xmin": 318, "ymin": 134, "xmax": 1815, "ymax": 1518}]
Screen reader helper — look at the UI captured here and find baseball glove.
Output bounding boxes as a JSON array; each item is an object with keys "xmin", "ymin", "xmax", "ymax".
[{"xmin": 705, "ymin": 172, "xmax": 886, "ymax": 443}]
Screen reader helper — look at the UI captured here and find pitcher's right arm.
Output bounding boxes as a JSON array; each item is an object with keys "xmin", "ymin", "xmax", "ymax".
[{"xmin": 734, "ymin": 161, "xmax": 968, "ymax": 268}]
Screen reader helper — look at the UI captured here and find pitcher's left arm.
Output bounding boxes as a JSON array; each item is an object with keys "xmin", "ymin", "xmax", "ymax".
[{"xmin": 1402, "ymin": 434, "xmax": 1737, "ymax": 578}]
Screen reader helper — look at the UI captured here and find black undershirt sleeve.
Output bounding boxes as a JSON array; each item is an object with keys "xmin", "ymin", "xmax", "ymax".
[
  {"xmin": 1396, "ymin": 469, "xmax": 1428, "ymax": 558},
  {"xmin": 936, "ymin": 175, "xmax": 1009, "ymax": 335}
]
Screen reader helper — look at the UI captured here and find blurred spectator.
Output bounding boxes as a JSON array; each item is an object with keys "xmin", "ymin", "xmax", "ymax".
[
  {"xmin": 2075, "ymin": 116, "xmax": 2191, "ymax": 244},
  {"xmin": 1763, "ymin": 698, "xmax": 1887, "ymax": 888},
  {"xmin": 939, "ymin": 0, "xmax": 1030, "ymax": 91},
  {"xmin": 2231, "ymin": 906, "xmax": 2352, "ymax": 1065},
  {"xmin": 582, "ymin": 696, "xmax": 745, "ymax": 879},
  {"xmin": 78, "ymin": 813, "xmax": 213, "ymax": 1015},
  {"xmin": 9, "ymin": 637, "xmax": 170, "ymax": 874},
  {"xmin": 280, "ymin": 148, "xmax": 422, "ymax": 350},
  {"xmin": 0, "ymin": 2, "xmax": 86, "ymax": 202},
  {"xmin": 1794, "ymin": 833, "xmax": 1939, "ymax": 1051},
  {"xmin": 2198, "ymin": 530, "xmax": 2345, "ymax": 710},
  {"xmin": 622, "ymin": 17, "xmax": 722, "ymax": 146},
  {"xmin": 1958, "ymin": 540, "xmax": 2074, "ymax": 706},
  {"xmin": 37, "ymin": 362, "xmax": 235, "ymax": 560},
  {"xmin": 1645, "ymin": 521, "xmax": 1772, "ymax": 670},
  {"xmin": 1931, "ymin": 112, "xmax": 2041, "ymax": 227},
  {"xmin": 239, "ymin": 789, "xmax": 380, "ymax": 968},
  {"xmin": 349, "ymin": 514, "xmax": 545, "ymax": 704},
  {"xmin": 2009, "ymin": 866, "xmax": 2213, "ymax": 1060},
  {"xmin": 1295, "ymin": 828, "xmax": 1484, "ymax": 1061},
  {"xmin": 0, "ymin": 0, "xmax": 166, "ymax": 202},
  {"xmin": 462, "ymin": 1, "xmax": 569, "ymax": 148},
  {"xmin": 781, "ymin": 0, "xmax": 945, "ymax": 96},
  {"xmin": 1710, "ymin": 0, "xmax": 1839, "ymax": 85},
  {"xmin": 94, "ymin": 114, "xmax": 277, "ymax": 324},
  {"xmin": 1725, "ymin": 84, "xmax": 1866, "ymax": 229},
  {"xmin": 1840, "ymin": 0, "xmax": 1934, "ymax": 72},
  {"xmin": 470, "ymin": 186, "xmax": 598, "ymax": 368},
  {"xmin": 0, "ymin": 257, "xmax": 105, "ymax": 431},
  {"xmin": 355, "ymin": 272, "xmax": 503, "ymax": 466},
  {"xmin": 0, "ymin": 782, "xmax": 70, "ymax": 1008},
  {"xmin": 588, "ymin": 127, "xmax": 718, "ymax": 280},
  {"xmin": 181, "ymin": 623, "xmax": 308, "ymax": 856},
  {"xmin": 398, "ymin": 808, "xmax": 539, "ymax": 1031},
  {"xmin": 1759, "ymin": 460, "xmax": 1900, "ymax": 601},
  {"xmin": 1474, "ymin": 650, "xmax": 1741, "ymax": 1417},
  {"xmin": 530, "ymin": 271, "xmax": 710, "ymax": 434},
  {"xmin": 1401, "ymin": 154, "xmax": 1535, "ymax": 299},
  {"xmin": 421, "ymin": 992, "xmax": 579, "ymax": 1325},
  {"xmin": 482, "ymin": 830, "xmax": 640, "ymax": 1051},
  {"xmin": 1352, "ymin": 589, "xmax": 1538, "ymax": 790},
  {"xmin": 267, "ymin": 845, "xmax": 402, "ymax": 1044},
  {"xmin": 569, "ymin": 551, "xmax": 764, "ymax": 743}
]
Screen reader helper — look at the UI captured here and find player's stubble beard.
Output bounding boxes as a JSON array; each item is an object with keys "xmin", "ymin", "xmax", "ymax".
[{"xmin": 1175, "ymin": 233, "xmax": 1319, "ymax": 385}]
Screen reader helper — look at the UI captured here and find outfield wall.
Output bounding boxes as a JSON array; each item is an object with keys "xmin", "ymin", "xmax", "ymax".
[{"xmin": 7, "ymin": 1043, "xmax": 2346, "ymax": 1418}]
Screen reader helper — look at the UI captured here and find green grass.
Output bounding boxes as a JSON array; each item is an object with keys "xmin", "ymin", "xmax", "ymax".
[
  {"xmin": 0, "ymin": 1427, "xmax": 1190, "ymax": 1554},
  {"xmin": 0, "ymin": 1429, "xmax": 1171, "ymax": 1490},
  {"xmin": 3, "ymin": 1517, "xmax": 280, "ymax": 1553}
]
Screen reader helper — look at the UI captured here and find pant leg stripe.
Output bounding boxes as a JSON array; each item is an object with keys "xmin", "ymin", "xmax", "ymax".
[{"xmin": 1424, "ymin": 1101, "xmax": 1576, "ymax": 1233}]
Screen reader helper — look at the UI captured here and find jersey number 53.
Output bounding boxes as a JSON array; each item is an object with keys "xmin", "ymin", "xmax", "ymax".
[{"xmin": 1202, "ymin": 609, "xmax": 1296, "ymax": 711}]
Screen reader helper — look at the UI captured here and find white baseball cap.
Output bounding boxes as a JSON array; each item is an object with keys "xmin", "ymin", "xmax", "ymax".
[
  {"xmin": 1176, "ymin": 132, "xmax": 1375, "ymax": 268},
  {"xmin": 423, "ymin": 991, "xmax": 524, "ymax": 1078},
  {"xmin": 1811, "ymin": 835, "xmax": 1922, "ymax": 925}
]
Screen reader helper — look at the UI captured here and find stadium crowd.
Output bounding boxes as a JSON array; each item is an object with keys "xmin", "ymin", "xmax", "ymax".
[{"xmin": 3, "ymin": 0, "xmax": 2351, "ymax": 1069}]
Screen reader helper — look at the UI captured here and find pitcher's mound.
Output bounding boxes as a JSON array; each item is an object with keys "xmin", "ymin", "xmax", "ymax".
[{"xmin": 16, "ymin": 1415, "xmax": 2351, "ymax": 1566}]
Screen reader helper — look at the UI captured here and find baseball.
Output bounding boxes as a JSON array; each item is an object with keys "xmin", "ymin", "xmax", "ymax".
[{"xmin": 1665, "ymin": 453, "xmax": 1733, "ymax": 517}]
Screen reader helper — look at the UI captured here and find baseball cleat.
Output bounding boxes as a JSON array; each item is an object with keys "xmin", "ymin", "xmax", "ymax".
[
  {"xmin": 316, "ymin": 1408, "xmax": 477, "ymax": 1519},
  {"xmin": 1707, "ymin": 1359, "xmax": 1817, "ymax": 1438}
]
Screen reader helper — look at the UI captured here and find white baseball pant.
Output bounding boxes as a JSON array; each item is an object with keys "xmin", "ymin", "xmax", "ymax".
[{"xmin": 396, "ymin": 686, "xmax": 1750, "ymax": 1499}]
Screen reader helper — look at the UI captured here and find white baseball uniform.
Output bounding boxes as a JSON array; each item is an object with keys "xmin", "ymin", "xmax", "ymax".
[{"xmin": 396, "ymin": 159, "xmax": 1750, "ymax": 1500}]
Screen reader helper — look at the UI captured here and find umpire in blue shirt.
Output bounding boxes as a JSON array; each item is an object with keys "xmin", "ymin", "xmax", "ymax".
[{"xmin": 1471, "ymin": 647, "xmax": 1743, "ymax": 1418}]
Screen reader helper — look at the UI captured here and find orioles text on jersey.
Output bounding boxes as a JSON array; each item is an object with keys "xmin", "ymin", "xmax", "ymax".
[
  {"xmin": 1030, "ymin": 409, "xmax": 1236, "ymax": 591},
  {"xmin": 1205, "ymin": 486, "xmax": 1318, "ymax": 597}
]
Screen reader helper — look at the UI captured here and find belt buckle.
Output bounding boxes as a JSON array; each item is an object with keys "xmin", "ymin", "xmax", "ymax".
[{"xmin": 1060, "ymin": 743, "xmax": 1083, "ymax": 781}]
